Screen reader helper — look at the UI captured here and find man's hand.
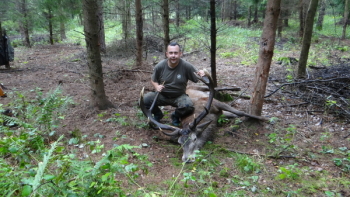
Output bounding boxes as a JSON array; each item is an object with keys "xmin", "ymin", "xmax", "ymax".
[
  {"xmin": 197, "ymin": 70, "xmax": 205, "ymax": 77},
  {"xmin": 156, "ymin": 84, "xmax": 165, "ymax": 92}
]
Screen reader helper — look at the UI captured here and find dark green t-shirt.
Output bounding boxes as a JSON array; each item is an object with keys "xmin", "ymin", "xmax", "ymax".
[{"xmin": 152, "ymin": 59, "xmax": 199, "ymax": 98}]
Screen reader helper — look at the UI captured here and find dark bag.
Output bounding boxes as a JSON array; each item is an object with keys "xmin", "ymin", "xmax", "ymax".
[{"xmin": 0, "ymin": 35, "xmax": 14, "ymax": 65}]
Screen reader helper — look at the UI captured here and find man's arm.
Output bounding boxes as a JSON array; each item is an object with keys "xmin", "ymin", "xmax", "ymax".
[{"xmin": 151, "ymin": 80, "xmax": 165, "ymax": 92}]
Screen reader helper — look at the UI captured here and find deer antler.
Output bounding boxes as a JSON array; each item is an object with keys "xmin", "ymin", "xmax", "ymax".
[
  {"xmin": 189, "ymin": 70, "xmax": 215, "ymax": 131},
  {"xmin": 139, "ymin": 87, "xmax": 182, "ymax": 136}
]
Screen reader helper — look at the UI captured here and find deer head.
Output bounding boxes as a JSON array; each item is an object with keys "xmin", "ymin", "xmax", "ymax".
[{"xmin": 139, "ymin": 71, "xmax": 215, "ymax": 162}]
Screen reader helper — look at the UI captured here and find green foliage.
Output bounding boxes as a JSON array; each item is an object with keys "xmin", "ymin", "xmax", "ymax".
[
  {"xmin": 219, "ymin": 52, "xmax": 237, "ymax": 58},
  {"xmin": 332, "ymin": 147, "xmax": 350, "ymax": 173},
  {"xmin": 275, "ymin": 164, "xmax": 300, "ymax": 181},
  {"xmin": 215, "ymin": 92, "xmax": 233, "ymax": 102},
  {"xmin": 106, "ymin": 113, "xmax": 130, "ymax": 126},
  {"xmin": 0, "ymin": 88, "xmax": 154, "ymax": 196},
  {"xmin": 217, "ymin": 114, "xmax": 229, "ymax": 126},
  {"xmin": 234, "ymin": 154, "xmax": 261, "ymax": 174}
]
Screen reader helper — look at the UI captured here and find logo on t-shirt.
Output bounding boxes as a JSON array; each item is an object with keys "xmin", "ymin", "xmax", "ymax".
[{"xmin": 177, "ymin": 74, "xmax": 182, "ymax": 79}]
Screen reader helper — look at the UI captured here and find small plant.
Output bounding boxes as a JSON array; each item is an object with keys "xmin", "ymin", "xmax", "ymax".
[
  {"xmin": 234, "ymin": 154, "xmax": 261, "ymax": 174},
  {"xmin": 277, "ymin": 56, "xmax": 292, "ymax": 66},
  {"xmin": 267, "ymin": 132, "xmax": 278, "ymax": 144},
  {"xmin": 321, "ymin": 145, "xmax": 334, "ymax": 154},
  {"xmin": 106, "ymin": 113, "xmax": 130, "ymax": 126},
  {"xmin": 276, "ymin": 164, "xmax": 300, "ymax": 180},
  {"xmin": 219, "ymin": 52, "xmax": 237, "ymax": 58},
  {"xmin": 335, "ymin": 45, "xmax": 348, "ymax": 52},
  {"xmin": 217, "ymin": 114, "xmax": 229, "ymax": 126},
  {"xmin": 333, "ymin": 157, "xmax": 350, "ymax": 172}
]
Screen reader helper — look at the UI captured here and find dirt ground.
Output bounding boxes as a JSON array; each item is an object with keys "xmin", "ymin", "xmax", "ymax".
[{"xmin": 1, "ymin": 43, "xmax": 349, "ymax": 195}]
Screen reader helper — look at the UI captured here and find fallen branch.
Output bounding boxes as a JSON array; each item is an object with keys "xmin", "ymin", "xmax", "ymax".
[
  {"xmin": 187, "ymin": 85, "xmax": 241, "ymax": 92},
  {"xmin": 227, "ymin": 149, "xmax": 297, "ymax": 159},
  {"xmin": 105, "ymin": 69, "xmax": 153, "ymax": 74},
  {"xmin": 265, "ymin": 77, "xmax": 350, "ymax": 98}
]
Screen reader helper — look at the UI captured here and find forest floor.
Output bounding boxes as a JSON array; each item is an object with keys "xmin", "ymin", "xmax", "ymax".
[{"xmin": 1, "ymin": 41, "xmax": 350, "ymax": 196}]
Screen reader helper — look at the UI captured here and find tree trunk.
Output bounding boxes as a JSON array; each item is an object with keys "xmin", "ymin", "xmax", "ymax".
[
  {"xmin": 97, "ymin": 0, "xmax": 106, "ymax": 53},
  {"xmin": 135, "ymin": 0, "xmax": 143, "ymax": 67},
  {"xmin": 162, "ymin": 0, "xmax": 170, "ymax": 54},
  {"xmin": 299, "ymin": 0, "xmax": 305, "ymax": 37},
  {"xmin": 248, "ymin": 5, "xmax": 252, "ymax": 27},
  {"xmin": 60, "ymin": 21, "xmax": 67, "ymax": 41},
  {"xmin": 210, "ymin": 0, "xmax": 217, "ymax": 87},
  {"xmin": 18, "ymin": 0, "xmax": 31, "ymax": 47},
  {"xmin": 316, "ymin": 0, "xmax": 326, "ymax": 30},
  {"xmin": 186, "ymin": 5, "xmax": 191, "ymax": 20},
  {"xmin": 121, "ymin": 0, "xmax": 131, "ymax": 40},
  {"xmin": 48, "ymin": 9, "xmax": 54, "ymax": 45},
  {"xmin": 175, "ymin": 0, "xmax": 180, "ymax": 27},
  {"xmin": 151, "ymin": 6, "xmax": 156, "ymax": 29},
  {"xmin": 277, "ymin": 16, "xmax": 283, "ymax": 37},
  {"xmin": 233, "ymin": 0, "xmax": 237, "ymax": 20},
  {"xmin": 342, "ymin": 0, "xmax": 350, "ymax": 39},
  {"xmin": 253, "ymin": 3, "xmax": 258, "ymax": 23},
  {"xmin": 249, "ymin": 0, "xmax": 281, "ymax": 116},
  {"xmin": 83, "ymin": 0, "xmax": 114, "ymax": 110},
  {"xmin": 297, "ymin": 0, "xmax": 319, "ymax": 78}
]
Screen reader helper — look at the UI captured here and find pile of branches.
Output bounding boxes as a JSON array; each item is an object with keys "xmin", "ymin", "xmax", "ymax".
[{"xmin": 268, "ymin": 63, "xmax": 350, "ymax": 120}]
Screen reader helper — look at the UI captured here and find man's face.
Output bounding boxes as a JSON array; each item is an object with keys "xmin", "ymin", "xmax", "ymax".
[{"xmin": 166, "ymin": 45, "xmax": 182, "ymax": 66}]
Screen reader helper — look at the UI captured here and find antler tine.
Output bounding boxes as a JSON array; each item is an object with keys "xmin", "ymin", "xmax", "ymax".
[
  {"xmin": 189, "ymin": 70, "xmax": 215, "ymax": 130},
  {"xmin": 139, "ymin": 87, "xmax": 181, "ymax": 136}
]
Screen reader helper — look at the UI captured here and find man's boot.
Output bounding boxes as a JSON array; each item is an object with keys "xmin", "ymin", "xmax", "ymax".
[
  {"xmin": 153, "ymin": 111, "xmax": 164, "ymax": 122},
  {"xmin": 171, "ymin": 112, "xmax": 181, "ymax": 126}
]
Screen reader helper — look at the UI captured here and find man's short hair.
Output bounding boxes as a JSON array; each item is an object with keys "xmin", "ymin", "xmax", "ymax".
[{"xmin": 168, "ymin": 42, "xmax": 182, "ymax": 51}]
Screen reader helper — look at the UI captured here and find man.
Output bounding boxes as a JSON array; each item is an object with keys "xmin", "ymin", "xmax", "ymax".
[{"xmin": 143, "ymin": 42, "xmax": 205, "ymax": 126}]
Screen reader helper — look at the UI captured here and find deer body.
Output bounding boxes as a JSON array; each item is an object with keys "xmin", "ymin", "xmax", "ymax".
[{"xmin": 140, "ymin": 73, "xmax": 267, "ymax": 162}]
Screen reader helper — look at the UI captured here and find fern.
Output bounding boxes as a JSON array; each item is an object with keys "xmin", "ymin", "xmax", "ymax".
[
  {"xmin": 0, "ymin": 112, "xmax": 22, "ymax": 127},
  {"xmin": 31, "ymin": 135, "xmax": 63, "ymax": 194}
]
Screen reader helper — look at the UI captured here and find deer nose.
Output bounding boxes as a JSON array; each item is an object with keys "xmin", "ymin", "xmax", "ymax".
[{"xmin": 182, "ymin": 156, "xmax": 196, "ymax": 163}]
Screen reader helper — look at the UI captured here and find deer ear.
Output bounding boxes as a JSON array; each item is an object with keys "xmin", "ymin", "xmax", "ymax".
[
  {"xmin": 178, "ymin": 136, "xmax": 186, "ymax": 144},
  {"xmin": 197, "ymin": 120, "xmax": 212, "ymax": 131}
]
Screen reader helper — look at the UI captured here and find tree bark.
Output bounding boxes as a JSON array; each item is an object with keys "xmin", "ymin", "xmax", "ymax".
[
  {"xmin": 83, "ymin": 0, "xmax": 114, "ymax": 110},
  {"xmin": 342, "ymin": 0, "xmax": 350, "ymax": 39},
  {"xmin": 233, "ymin": 0, "xmax": 237, "ymax": 20},
  {"xmin": 175, "ymin": 0, "xmax": 180, "ymax": 27},
  {"xmin": 18, "ymin": 0, "xmax": 31, "ymax": 47},
  {"xmin": 162, "ymin": 0, "xmax": 170, "ymax": 54},
  {"xmin": 48, "ymin": 9, "xmax": 54, "ymax": 45},
  {"xmin": 253, "ymin": 3, "xmax": 258, "ymax": 23},
  {"xmin": 60, "ymin": 21, "xmax": 67, "ymax": 41},
  {"xmin": 121, "ymin": 0, "xmax": 131, "ymax": 40},
  {"xmin": 297, "ymin": 0, "xmax": 319, "ymax": 78},
  {"xmin": 248, "ymin": 5, "xmax": 252, "ymax": 27},
  {"xmin": 316, "ymin": 0, "xmax": 326, "ymax": 30},
  {"xmin": 135, "ymin": 0, "xmax": 143, "ymax": 67},
  {"xmin": 299, "ymin": 0, "xmax": 305, "ymax": 37},
  {"xmin": 210, "ymin": 0, "xmax": 217, "ymax": 87},
  {"xmin": 249, "ymin": 0, "xmax": 281, "ymax": 116},
  {"xmin": 97, "ymin": 0, "xmax": 106, "ymax": 53}
]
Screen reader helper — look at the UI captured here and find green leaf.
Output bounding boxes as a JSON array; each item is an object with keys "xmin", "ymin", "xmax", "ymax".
[
  {"xmin": 101, "ymin": 172, "xmax": 111, "ymax": 182},
  {"xmin": 277, "ymin": 174, "xmax": 286, "ymax": 180},
  {"xmin": 333, "ymin": 158, "xmax": 342, "ymax": 166},
  {"xmin": 21, "ymin": 185, "xmax": 32, "ymax": 196},
  {"xmin": 208, "ymin": 193, "xmax": 217, "ymax": 197},
  {"xmin": 43, "ymin": 174, "xmax": 55, "ymax": 180}
]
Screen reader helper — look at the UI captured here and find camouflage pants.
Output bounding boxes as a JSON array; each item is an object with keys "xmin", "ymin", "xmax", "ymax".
[{"xmin": 143, "ymin": 92, "xmax": 194, "ymax": 118}]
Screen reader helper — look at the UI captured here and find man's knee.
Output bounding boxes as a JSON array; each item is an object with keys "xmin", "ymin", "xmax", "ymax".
[
  {"xmin": 143, "ymin": 92, "xmax": 156, "ymax": 108},
  {"xmin": 175, "ymin": 106, "xmax": 194, "ymax": 117}
]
